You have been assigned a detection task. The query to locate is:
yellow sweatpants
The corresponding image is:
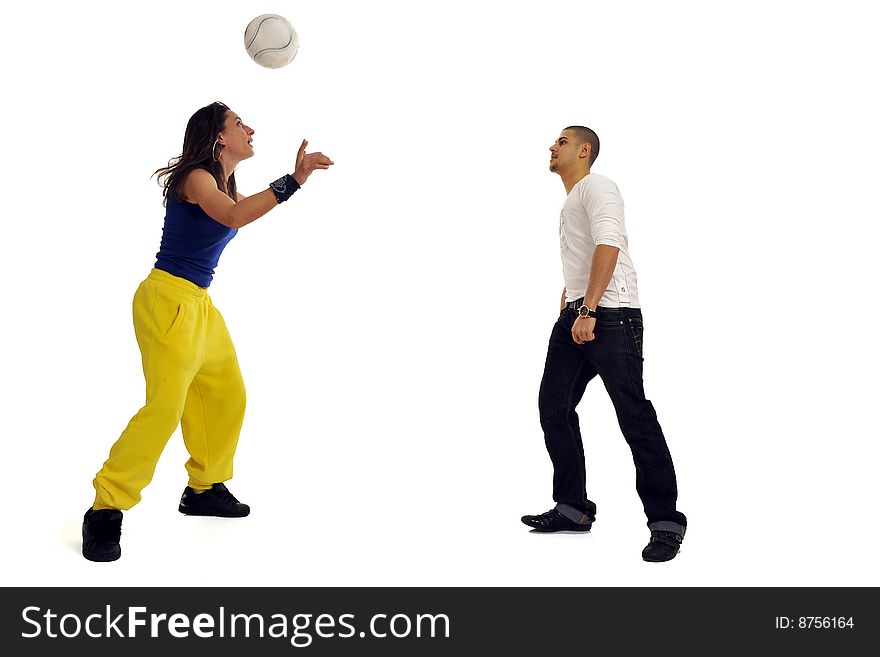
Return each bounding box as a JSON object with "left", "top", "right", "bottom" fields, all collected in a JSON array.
[{"left": 93, "top": 268, "right": 246, "bottom": 510}]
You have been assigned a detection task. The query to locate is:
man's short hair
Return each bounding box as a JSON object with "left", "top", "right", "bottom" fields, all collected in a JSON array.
[{"left": 564, "top": 126, "right": 600, "bottom": 165}]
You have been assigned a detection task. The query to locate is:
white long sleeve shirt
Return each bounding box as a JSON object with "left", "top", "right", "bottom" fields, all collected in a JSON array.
[{"left": 559, "top": 173, "right": 640, "bottom": 308}]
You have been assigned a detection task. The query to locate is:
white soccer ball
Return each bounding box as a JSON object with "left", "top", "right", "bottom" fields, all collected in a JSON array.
[{"left": 244, "top": 14, "right": 299, "bottom": 69}]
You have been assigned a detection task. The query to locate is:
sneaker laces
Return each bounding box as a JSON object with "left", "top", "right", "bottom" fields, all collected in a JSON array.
[
  {"left": 88, "top": 512, "right": 122, "bottom": 542},
  {"left": 649, "top": 530, "right": 682, "bottom": 547},
  {"left": 210, "top": 484, "right": 240, "bottom": 505},
  {"left": 534, "top": 509, "right": 560, "bottom": 523}
]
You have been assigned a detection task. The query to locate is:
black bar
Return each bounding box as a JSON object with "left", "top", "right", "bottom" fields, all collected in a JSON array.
[{"left": 2, "top": 587, "right": 874, "bottom": 655}]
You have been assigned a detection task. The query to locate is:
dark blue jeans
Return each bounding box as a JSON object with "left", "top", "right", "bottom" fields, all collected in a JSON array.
[{"left": 538, "top": 307, "right": 686, "bottom": 527}]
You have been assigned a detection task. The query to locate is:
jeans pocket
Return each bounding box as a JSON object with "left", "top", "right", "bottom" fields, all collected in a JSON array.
[
  {"left": 629, "top": 318, "right": 643, "bottom": 356},
  {"left": 596, "top": 318, "right": 624, "bottom": 331}
]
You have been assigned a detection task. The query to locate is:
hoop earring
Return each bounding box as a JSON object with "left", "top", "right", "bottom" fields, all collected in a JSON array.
[{"left": 212, "top": 139, "right": 222, "bottom": 162}]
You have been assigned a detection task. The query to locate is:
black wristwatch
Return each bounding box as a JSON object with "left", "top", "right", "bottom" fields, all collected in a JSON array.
[{"left": 577, "top": 304, "right": 598, "bottom": 318}]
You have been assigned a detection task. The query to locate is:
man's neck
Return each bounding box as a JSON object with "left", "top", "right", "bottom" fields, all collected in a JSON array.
[{"left": 561, "top": 168, "right": 591, "bottom": 195}]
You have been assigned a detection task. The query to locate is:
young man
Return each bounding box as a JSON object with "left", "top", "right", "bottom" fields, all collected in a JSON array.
[{"left": 521, "top": 126, "right": 687, "bottom": 562}]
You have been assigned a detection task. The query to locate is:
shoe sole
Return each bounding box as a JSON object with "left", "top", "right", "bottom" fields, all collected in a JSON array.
[
  {"left": 642, "top": 549, "right": 681, "bottom": 563},
  {"left": 178, "top": 506, "right": 250, "bottom": 518},
  {"left": 522, "top": 521, "right": 592, "bottom": 533},
  {"left": 82, "top": 546, "right": 121, "bottom": 562}
]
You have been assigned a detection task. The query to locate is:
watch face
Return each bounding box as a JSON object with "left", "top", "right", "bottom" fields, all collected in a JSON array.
[{"left": 578, "top": 306, "right": 588, "bottom": 316}]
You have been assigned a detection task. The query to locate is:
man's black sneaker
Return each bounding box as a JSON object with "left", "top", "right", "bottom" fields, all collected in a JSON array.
[
  {"left": 178, "top": 483, "right": 250, "bottom": 518},
  {"left": 82, "top": 508, "right": 123, "bottom": 562},
  {"left": 642, "top": 523, "right": 685, "bottom": 562},
  {"left": 521, "top": 507, "right": 593, "bottom": 532}
]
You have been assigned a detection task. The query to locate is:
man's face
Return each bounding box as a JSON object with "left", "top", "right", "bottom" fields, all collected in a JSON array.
[{"left": 549, "top": 129, "right": 586, "bottom": 174}]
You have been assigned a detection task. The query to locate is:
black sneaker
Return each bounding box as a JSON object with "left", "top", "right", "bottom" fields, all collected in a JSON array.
[
  {"left": 642, "top": 523, "right": 685, "bottom": 562},
  {"left": 521, "top": 507, "right": 593, "bottom": 532},
  {"left": 178, "top": 483, "right": 250, "bottom": 518},
  {"left": 82, "top": 508, "right": 123, "bottom": 562}
]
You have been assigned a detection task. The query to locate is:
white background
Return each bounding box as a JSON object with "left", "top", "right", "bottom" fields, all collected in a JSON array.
[{"left": 0, "top": 0, "right": 877, "bottom": 587}]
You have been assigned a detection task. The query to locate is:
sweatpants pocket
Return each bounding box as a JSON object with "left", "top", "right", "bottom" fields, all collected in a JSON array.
[{"left": 164, "top": 303, "right": 186, "bottom": 337}]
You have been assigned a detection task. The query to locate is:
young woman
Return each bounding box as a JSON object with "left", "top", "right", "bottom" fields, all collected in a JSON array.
[{"left": 82, "top": 101, "right": 333, "bottom": 562}]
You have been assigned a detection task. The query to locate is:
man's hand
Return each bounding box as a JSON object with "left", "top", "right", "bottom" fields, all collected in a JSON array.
[
  {"left": 293, "top": 139, "right": 334, "bottom": 186},
  {"left": 571, "top": 315, "right": 596, "bottom": 344}
]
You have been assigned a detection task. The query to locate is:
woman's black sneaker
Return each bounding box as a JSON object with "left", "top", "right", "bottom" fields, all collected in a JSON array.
[
  {"left": 178, "top": 483, "right": 250, "bottom": 518},
  {"left": 82, "top": 508, "right": 123, "bottom": 562}
]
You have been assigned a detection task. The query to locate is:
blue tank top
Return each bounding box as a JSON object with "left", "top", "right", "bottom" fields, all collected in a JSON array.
[{"left": 154, "top": 197, "right": 237, "bottom": 288}]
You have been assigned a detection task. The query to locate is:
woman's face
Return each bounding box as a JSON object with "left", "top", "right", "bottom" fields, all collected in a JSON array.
[{"left": 218, "top": 111, "right": 255, "bottom": 161}]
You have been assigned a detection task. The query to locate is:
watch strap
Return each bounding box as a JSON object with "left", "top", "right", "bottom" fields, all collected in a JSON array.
[{"left": 578, "top": 304, "right": 597, "bottom": 318}]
